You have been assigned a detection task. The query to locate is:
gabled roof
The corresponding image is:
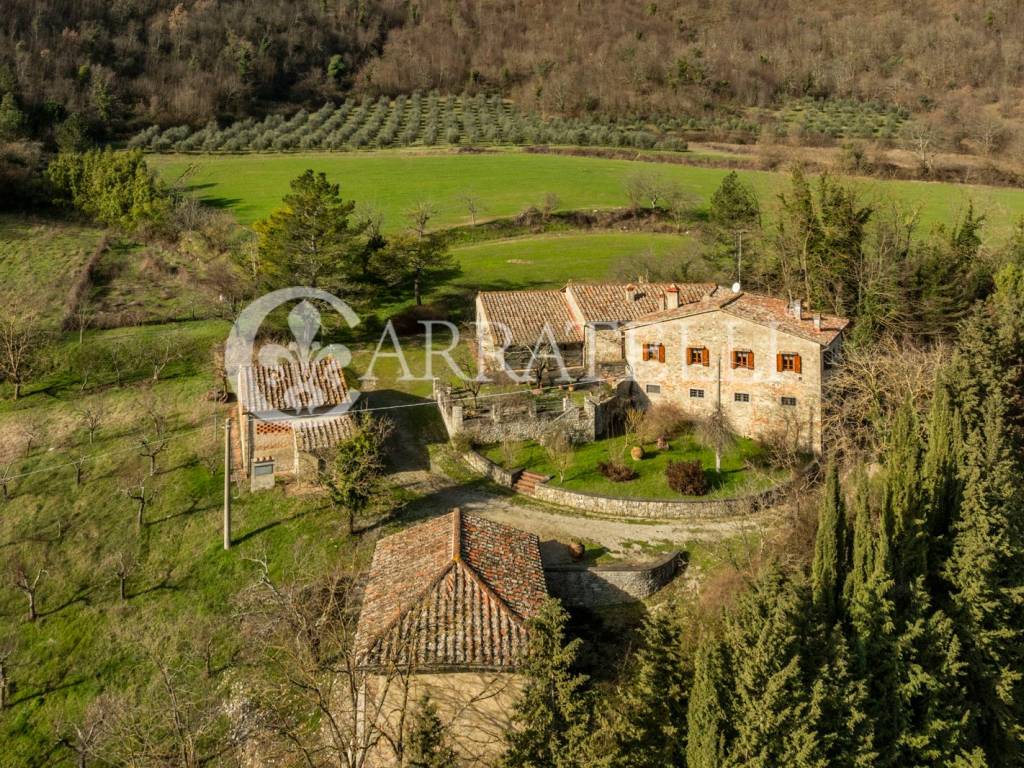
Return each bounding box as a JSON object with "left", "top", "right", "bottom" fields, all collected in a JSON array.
[
  {"left": 237, "top": 356, "right": 350, "bottom": 415},
  {"left": 355, "top": 509, "right": 548, "bottom": 671},
  {"left": 624, "top": 288, "right": 849, "bottom": 346},
  {"left": 566, "top": 282, "right": 715, "bottom": 323},
  {"left": 293, "top": 414, "right": 356, "bottom": 451},
  {"left": 477, "top": 290, "right": 582, "bottom": 346}
]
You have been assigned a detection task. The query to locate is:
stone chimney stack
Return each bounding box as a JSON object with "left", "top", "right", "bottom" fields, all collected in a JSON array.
[
  {"left": 813, "top": 313, "right": 822, "bottom": 331},
  {"left": 791, "top": 298, "right": 803, "bottom": 320},
  {"left": 625, "top": 283, "right": 638, "bottom": 302},
  {"left": 664, "top": 285, "right": 680, "bottom": 310}
]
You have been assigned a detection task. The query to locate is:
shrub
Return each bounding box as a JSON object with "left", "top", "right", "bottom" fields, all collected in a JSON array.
[
  {"left": 638, "top": 403, "right": 689, "bottom": 443},
  {"left": 598, "top": 460, "right": 638, "bottom": 483},
  {"left": 666, "top": 460, "right": 708, "bottom": 496}
]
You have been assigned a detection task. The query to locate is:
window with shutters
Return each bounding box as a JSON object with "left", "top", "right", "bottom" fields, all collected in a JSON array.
[
  {"left": 689, "top": 388, "right": 705, "bottom": 398},
  {"left": 777, "top": 352, "right": 802, "bottom": 373},
  {"left": 642, "top": 342, "right": 665, "bottom": 363},
  {"left": 687, "top": 346, "right": 709, "bottom": 366},
  {"left": 731, "top": 350, "right": 754, "bottom": 369},
  {"left": 781, "top": 396, "right": 797, "bottom": 407}
]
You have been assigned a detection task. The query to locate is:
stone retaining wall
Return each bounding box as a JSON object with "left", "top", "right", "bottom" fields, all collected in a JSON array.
[
  {"left": 544, "top": 551, "right": 682, "bottom": 607},
  {"left": 531, "top": 480, "right": 786, "bottom": 520},
  {"left": 460, "top": 451, "right": 517, "bottom": 488}
]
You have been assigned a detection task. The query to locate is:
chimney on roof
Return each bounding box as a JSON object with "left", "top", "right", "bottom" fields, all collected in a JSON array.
[
  {"left": 791, "top": 298, "right": 803, "bottom": 320},
  {"left": 625, "top": 283, "right": 639, "bottom": 302},
  {"left": 664, "top": 285, "right": 680, "bottom": 310},
  {"left": 813, "top": 313, "right": 822, "bottom": 331}
]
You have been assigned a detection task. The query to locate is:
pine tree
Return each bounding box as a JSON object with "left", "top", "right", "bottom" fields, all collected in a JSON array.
[
  {"left": 501, "top": 599, "right": 592, "bottom": 768},
  {"left": 591, "top": 610, "right": 690, "bottom": 768},
  {"left": 812, "top": 463, "right": 847, "bottom": 624},
  {"left": 405, "top": 695, "right": 458, "bottom": 768}
]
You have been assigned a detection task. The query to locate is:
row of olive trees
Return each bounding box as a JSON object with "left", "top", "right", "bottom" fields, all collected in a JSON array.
[{"left": 131, "top": 91, "right": 688, "bottom": 154}]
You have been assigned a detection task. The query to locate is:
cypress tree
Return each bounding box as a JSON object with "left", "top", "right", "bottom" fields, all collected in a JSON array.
[
  {"left": 591, "top": 610, "right": 690, "bottom": 768},
  {"left": 812, "top": 463, "right": 847, "bottom": 624},
  {"left": 687, "top": 630, "right": 732, "bottom": 768},
  {"left": 882, "top": 402, "right": 927, "bottom": 591},
  {"left": 501, "top": 599, "right": 592, "bottom": 768},
  {"left": 921, "top": 377, "right": 963, "bottom": 583},
  {"left": 406, "top": 695, "right": 458, "bottom": 768}
]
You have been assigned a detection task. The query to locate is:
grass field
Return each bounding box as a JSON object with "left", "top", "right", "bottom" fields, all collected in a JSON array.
[
  {"left": 152, "top": 148, "right": 1024, "bottom": 241},
  {"left": 0, "top": 216, "right": 105, "bottom": 322},
  {"left": 449, "top": 231, "right": 692, "bottom": 292}
]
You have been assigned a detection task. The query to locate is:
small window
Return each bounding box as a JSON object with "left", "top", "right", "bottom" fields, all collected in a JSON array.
[
  {"left": 731, "top": 350, "right": 754, "bottom": 370},
  {"left": 734, "top": 392, "right": 750, "bottom": 403},
  {"left": 690, "top": 388, "right": 705, "bottom": 399},
  {"left": 646, "top": 384, "right": 661, "bottom": 394},
  {"left": 777, "top": 352, "right": 802, "bottom": 374},
  {"left": 642, "top": 342, "right": 665, "bottom": 363},
  {"left": 687, "top": 346, "right": 709, "bottom": 366},
  {"left": 781, "top": 396, "right": 797, "bottom": 407}
]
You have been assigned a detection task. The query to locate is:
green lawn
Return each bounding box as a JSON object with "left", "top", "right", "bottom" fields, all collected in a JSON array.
[
  {"left": 151, "top": 148, "right": 1024, "bottom": 241},
  {"left": 481, "top": 432, "right": 780, "bottom": 500}
]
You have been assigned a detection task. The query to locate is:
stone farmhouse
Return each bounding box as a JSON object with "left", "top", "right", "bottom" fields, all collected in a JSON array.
[
  {"left": 236, "top": 355, "right": 357, "bottom": 488},
  {"left": 354, "top": 508, "right": 548, "bottom": 764},
  {"left": 476, "top": 283, "right": 849, "bottom": 453}
]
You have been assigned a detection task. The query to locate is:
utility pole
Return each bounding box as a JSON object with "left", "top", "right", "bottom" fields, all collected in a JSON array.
[{"left": 223, "top": 418, "right": 232, "bottom": 550}]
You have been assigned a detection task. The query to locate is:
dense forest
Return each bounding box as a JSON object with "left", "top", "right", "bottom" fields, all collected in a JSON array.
[{"left": 2, "top": 0, "right": 1024, "bottom": 149}]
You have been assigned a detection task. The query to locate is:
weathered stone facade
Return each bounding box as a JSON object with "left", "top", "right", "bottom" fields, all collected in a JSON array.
[
  {"left": 625, "top": 308, "right": 840, "bottom": 453},
  {"left": 544, "top": 552, "right": 682, "bottom": 607}
]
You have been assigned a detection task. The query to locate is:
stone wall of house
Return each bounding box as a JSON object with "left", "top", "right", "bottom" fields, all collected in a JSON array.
[
  {"left": 544, "top": 551, "right": 682, "bottom": 607},
  {"left": 532, "top": 480, "right": 787, "bottom": 520},
  {"left": 625, "top": 309, "right": 835, "bottom": 454}
]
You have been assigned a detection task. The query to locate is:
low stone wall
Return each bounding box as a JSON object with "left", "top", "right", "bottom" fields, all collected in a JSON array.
[
  {"left": 461, "top": 451, "right": 517, "bottom": 488},
  {"left": 544, "top": 551, "right": 682, "bottom": 607},
  {"left": 531, "top": 480, "right": 787, "bottom": 520}
]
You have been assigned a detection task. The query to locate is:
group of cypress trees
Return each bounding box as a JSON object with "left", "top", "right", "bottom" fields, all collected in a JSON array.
[{"left": 495, "top": 264, "right": 1024, "bottom": 767}]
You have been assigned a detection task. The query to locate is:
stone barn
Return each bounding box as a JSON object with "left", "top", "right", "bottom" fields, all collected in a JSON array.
[
  {"left": 354, "top": 508, "right": 548, "bottom": 765},
  {"left": 236, "top": 355, "right": 358, "bottom": 488}
]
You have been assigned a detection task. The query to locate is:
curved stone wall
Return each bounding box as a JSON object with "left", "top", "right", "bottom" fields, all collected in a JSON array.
[{"left": 544, "top": 551, "right": 683, "bottom": 607}]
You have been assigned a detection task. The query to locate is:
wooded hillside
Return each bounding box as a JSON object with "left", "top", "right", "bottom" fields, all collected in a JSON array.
[{"left": 2, "top": 0, "right": 1023, "bottom": 147}]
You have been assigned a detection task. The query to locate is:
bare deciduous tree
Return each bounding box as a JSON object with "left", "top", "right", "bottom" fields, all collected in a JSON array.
[
  {"left": 459, "top": 192, "right": 484, "bottom": 226},
  {"left": 0, "top": 636, "right": 14, "bottom": 709},
  {"left": 405, "top": 200, "right": 436, "bottom": 239},
  {"left": 234, "top": 555, "right": 418, "bottom": 768},
  {"left": 697, "top": 404, "right": 736, "bottom": 475},
  {"left": 108, "top": 548, "right": 138, "bottom": 602},
  {"left": 10, "top": 555, "right": 46, "bottom": 622},
  {"left": 76, "top": 401, "right": 107, "bottom": 445},
  {"left": 543, "top": 427, "right": 575, "bottom": 483},
  {"left": 124, "top": 478, "right": 157, "bottom": 529},
  {"left": 0, "top": 313, "right": 42, "bottom": 401}
]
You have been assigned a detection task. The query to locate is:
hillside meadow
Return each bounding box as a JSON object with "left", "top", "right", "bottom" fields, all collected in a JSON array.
[{"left": 151, "top": 149, "right": 1024, "bottom": 241}]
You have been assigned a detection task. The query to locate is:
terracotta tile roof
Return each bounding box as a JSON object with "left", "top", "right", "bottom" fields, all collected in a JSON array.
[
  {"left": 566, "top": 282, "right": 715, "bottom": 322},
  {"left": 623, "top": 287, "right": 849, "bottom": 345},
  {"left": 478, "top": 290, "right": 582, "bottom": 347},
  {"left": 355, "top": 509, "right": 548, "bottom": 671},
  {"left": 237, "top": 355, "right": 350, "bottom": 415},
  {"left": 293, "top": 414, "right": 357, "bottom": 451}
]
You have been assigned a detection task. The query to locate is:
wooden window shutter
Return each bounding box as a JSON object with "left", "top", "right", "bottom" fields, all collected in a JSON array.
[
  {"left": 794, "top": 353, "right": 802, "bottom": 374},
  {"left": 658, "top": 344, "right": 665, "bottom": 363},
  {"left": 748, "top": 351, "right": 755, "bottom": 369},
  {"left": 701, "top": 347, "right": 709, "bottom": 366},
  {"left": 642, "top": 345, "right": 650, "bottom": 361},
  {"left": 730, "top": 351, "right": 737, "bottom": 369},
  {"left": 776, "top": 352, "right": 783, "bottom": 372}
]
